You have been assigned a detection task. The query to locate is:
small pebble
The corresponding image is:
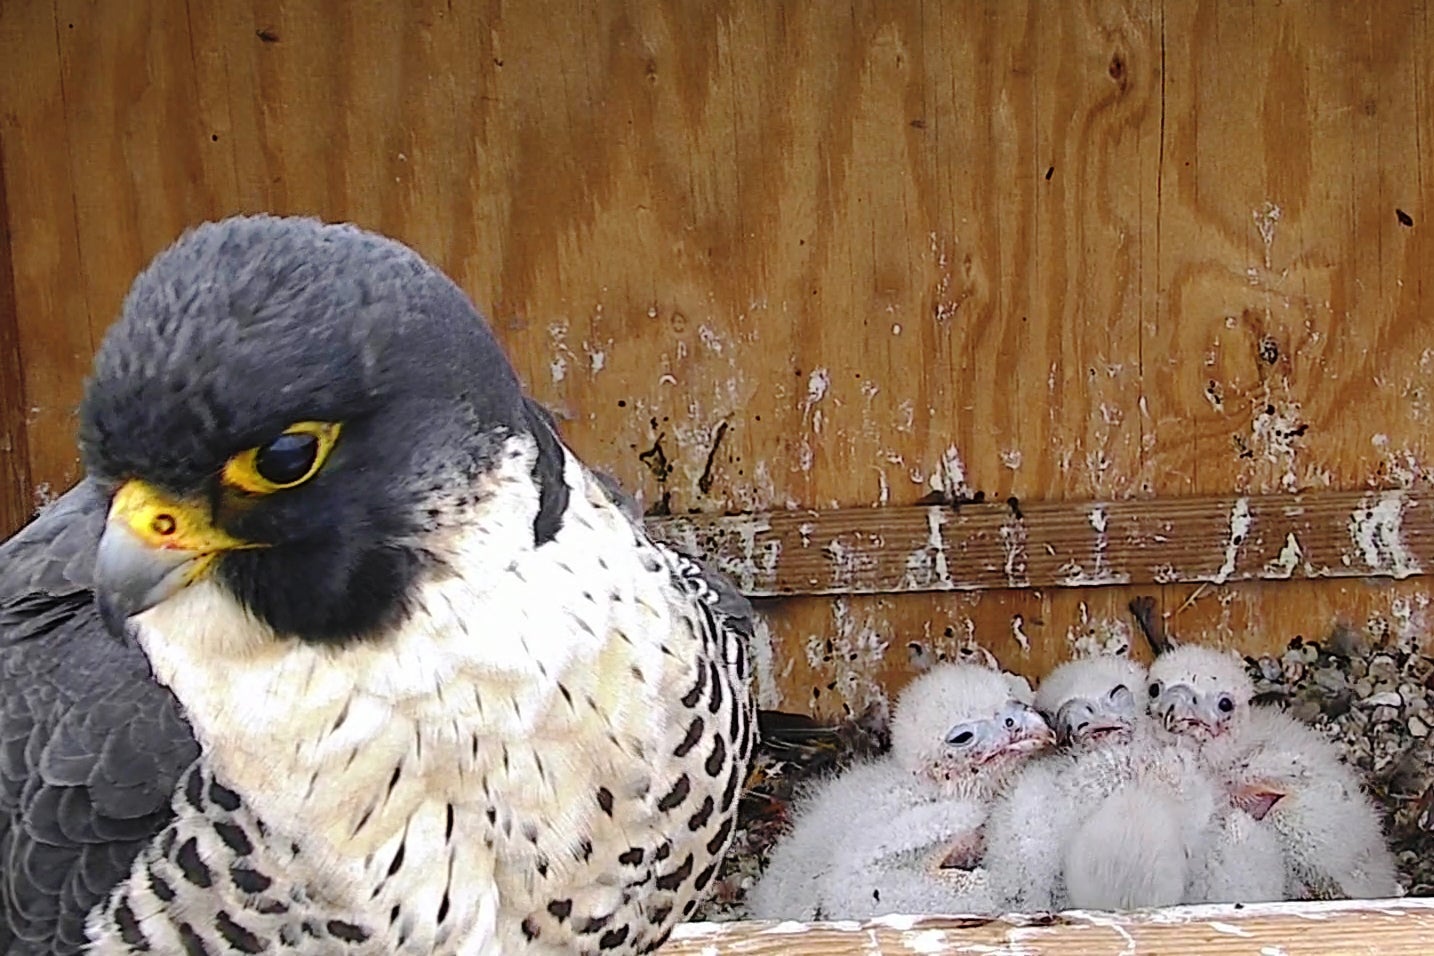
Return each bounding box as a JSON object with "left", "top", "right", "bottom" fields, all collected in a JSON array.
[
  {"left": 1314, "top": 668, "right": 1347, "bottom": 693},
  {"left": 1363, "top": 691, "right": 1405, "bottom": 709}
]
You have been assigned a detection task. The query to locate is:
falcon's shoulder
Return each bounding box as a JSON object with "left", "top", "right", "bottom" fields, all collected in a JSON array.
[{"left": 0, "top": 480, "right": 200, "bottom": 954}]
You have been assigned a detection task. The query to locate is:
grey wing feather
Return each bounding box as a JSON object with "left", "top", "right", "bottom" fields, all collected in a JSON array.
[
  {"left": 666, "top": 550, "right": 756, "bottom": 642},
  {"left": 664, "top": 550, "right": 757, "bottom": 711},
  {"left": 590, "top": 468, "right": 644, "bottom": 522},
  {"left": 0, "top": 480, "right": 199, "bottom": 954}
]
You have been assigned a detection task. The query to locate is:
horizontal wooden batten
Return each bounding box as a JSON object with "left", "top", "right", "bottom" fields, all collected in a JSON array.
[
  {"left": 660, "top": 898, "right": 1434, "bottom": 955},
  {"left": 644, "top": 489, "right": 1434, "bottom": 597}
]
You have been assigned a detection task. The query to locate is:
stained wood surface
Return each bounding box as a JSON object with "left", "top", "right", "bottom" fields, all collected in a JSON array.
[
  {"left": 2, "top": 1, "right": 1433, "bottom": 713},
  {"left": 0, "top": 142, "right": 26, "bottom": 536},
  {"left": 660, "top": 898, "right": 1434, "bottom": 955},
  {"left": 648, "top": 489, "right": 1434, "bottom": 596}
]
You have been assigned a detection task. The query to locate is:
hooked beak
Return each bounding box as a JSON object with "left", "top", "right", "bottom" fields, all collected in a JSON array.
[
  {"left": 1055, "top": 697, "right": 1134, "bottom": 746},
  {"left": 977, "top": 703, "right": 1055, "bottom": 765},
  {"left": 1155, "top": 684, "right": 1228, "bottom": 739},
  {"left": 93, "top": 480, "right": 261, "bottom": 637}
]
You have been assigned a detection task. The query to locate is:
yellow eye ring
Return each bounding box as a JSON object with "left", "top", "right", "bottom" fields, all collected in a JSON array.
[{"left": 222, "top": 421, "right": 342, "bottom": 495}]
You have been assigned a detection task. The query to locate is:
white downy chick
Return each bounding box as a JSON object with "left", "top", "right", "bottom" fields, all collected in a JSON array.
[
  {"left": 1149, "top": 644, "right": 1399, "bottom": 901},
  {"left": 986, "top": 655, "right": 1229, "bottom": 911},
  {"left": 746, "top": 663, "right": 1054, "bottom": 921}
]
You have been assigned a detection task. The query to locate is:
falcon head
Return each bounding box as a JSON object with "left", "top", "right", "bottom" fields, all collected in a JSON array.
[
  {"left": 1035, "top": 655, "right": 1147, "bottom": 748},
  {"left": 80, "top": 215, "right": 557, "bottom": 647},
  {"left": 1146, "top": 644, "right": 1254, "bottom": 742},
  {"left": 890, "top": 663, "right": 1055, "bottom": 795}
]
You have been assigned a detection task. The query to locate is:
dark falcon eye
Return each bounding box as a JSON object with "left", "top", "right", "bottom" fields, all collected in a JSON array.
[
  {"left": 1217, "top": 695, "right": 1235, "bottom": 713},
  {"left": 255, "top": 432, "right": 320, "bottom": 486},
  {"left": 950, "top": 731, "right": 974, "bottom": 746},
  {"left": 1148, "top": 682, "right": 1161, "bottom": 699}
]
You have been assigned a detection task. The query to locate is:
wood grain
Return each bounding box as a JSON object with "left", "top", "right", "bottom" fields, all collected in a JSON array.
[
  {"left": 1148, "top": 0, "right": 1434, "bottom": 498},
  {"left": 2, "top": 1, "right": 1433, "bottom": 713},
  {"left": 660, "top": 898, "right": 1434, "bottom": 955},
  {"left": 648, "top": 488, "right": 1434, "bottom": 597},
  {"left": 0, "top": 133, "right": 29, "bottom": 533},
  {"left": 0, "top": 0, "right": 94, "bottom": 503}
]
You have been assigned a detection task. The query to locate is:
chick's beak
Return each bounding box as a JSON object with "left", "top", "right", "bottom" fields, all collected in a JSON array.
[
  {"left": 1155, "top": 684, "right": 1227, "bottom": 738},
  {"left": 93, "top": 480, "right": 259, "bottom": 637},
  {"left": 1056, "top": 697, "right": 1133, "bottom": 746},
  {"left": 993, "top": 703, "right": 1056, "bottom": 760}
]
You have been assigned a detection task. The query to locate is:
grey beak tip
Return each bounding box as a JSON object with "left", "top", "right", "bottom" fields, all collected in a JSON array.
[
  {"left": 95, "top": 590, "right": 132, "bottom": 640},
  {"left": 92, "top": 521, "right": 200, "bottom": 637}
]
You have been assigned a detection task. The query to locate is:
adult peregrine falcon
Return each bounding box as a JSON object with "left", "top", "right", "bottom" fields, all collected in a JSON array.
[{"left": 0, "top": 216, "right": 756, "bottom": 954}]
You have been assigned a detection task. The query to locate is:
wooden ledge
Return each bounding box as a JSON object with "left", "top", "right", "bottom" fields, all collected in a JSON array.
[
  {"left": 660, "top": 897, "right": 1434, "bottom": 954},
  {"left": 645, "top": 489, "right": 1434, "bottom": 597}
]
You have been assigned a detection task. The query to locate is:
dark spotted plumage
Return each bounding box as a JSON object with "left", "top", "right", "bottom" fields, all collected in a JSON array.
[
  {"left": 0, "top": 216, "right": 757, "bottom": 955},
  {"left": 500, "top": 495, "right": 757, "bottom": 956}
]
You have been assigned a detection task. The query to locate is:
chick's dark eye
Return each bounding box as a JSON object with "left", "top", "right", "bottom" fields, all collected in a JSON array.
[
  {"left": 1148, "top": 682, "right": 1161, "bottom": 699},
  {"left": 255, "top": 432, "right": 320, "bottom": 486},
  {"left": 1218, "top": 696, "right": 1235, "bottom": 713},
  {"left": 950, "top": 731, "right": 974, "bottom": 746}
]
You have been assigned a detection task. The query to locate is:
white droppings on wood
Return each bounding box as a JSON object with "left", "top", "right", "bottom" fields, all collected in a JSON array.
[
  {"left": 1369, "top": 436, "right": 1429, "bottom": 489},
  {"left": 813, "top": 597, "right": 893, "bottom": 712},
  {"left": 1246, "top": 395, "right": 1307, "bottom": 493},
  {"left": 1213, "top": 497, "right": 1252, "bottom": 584},
  {"left": 1263, "top": 531, "right": 1303, "bottom": 578},
  {"left": 1061, "top": 911, "right": 1137, "bottom": 956},
  {"left": 1011, "top": 614, "right": 1030, "bottom": 653},
  {"left": 670, "top": 897, "right": 1434, "bottom": 952},
  {"left": 1088, "top": 506, "right": 1107, "bottom": 534},
  {"left": 1067, "top": 602, "right": 1133, "bottom": 657},
  {"left": 1253, "top": 201, "right": 1282, "bottom": 269},
  {"left": 547, "top": 321, "right": 572, "bottom": 382},
  {"left": 1348, "top": 491, "right": 1422, "bottom": 578},
  {"left": 761, "top": 920, "right": 812, "bottom": 935},
  {"left": 824, "top": 535, "right": 880, "bottom": 589},
  {"left": 734, "top": 459, "right": 782, "bottom": 514},
  {"left": 1207, "top": 920, "right": 1253, "bottom": 937},
  {"left": 900, "top": 929, "right": 955, "bottom": 954},
  {"left": 582, "top": 339, "right": 608, "bottom": 373},
  {"left": 802, "top": 367, "right": 831, "bottom": 431},
  {"left": 1087, "top": 506, "right": 1113, "bottom": 581},
  {"left": 31, "top": 482, "right": 56, "bottom": 514},
  {"left": 999, "top": 519, "right": 1029, "bottom": 588},
  {"left": 931, "top": 445, "right": 971, "bottom": 500},
  {"left": 697, "top": 324, "right": 724, "bottom": 354},
  {"left": 899, "top": 513, "right": 951, "bottom": 589},
  {"left": 896, "top": 399, "right": 916, "bottom": 433},
  {"left": 748, "top": 613, "right": 780, "bottom": 710},
  {"left": 1386, "top": 593, "right": 1432, "bottom": 650},
  {"left": 663, "top": 514, "right": 779, "bottom": 594},
  {"left": 1000, "top": 448, "right": 1023, "bottom": 470},
  {"left": 1054, "top": 560, "right": 1130, "bottom": 588},
  {"left": 797, "top": 439, "right": 814, "bottom": 473}
]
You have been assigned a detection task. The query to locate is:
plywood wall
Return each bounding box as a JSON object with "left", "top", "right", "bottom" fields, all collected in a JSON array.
[{"left": 2, "top": 0, "right": 1432, "bottom": 717}]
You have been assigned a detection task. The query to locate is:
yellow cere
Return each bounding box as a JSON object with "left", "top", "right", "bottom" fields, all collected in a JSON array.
[
  {"left": 109, "top": 480, "right": 259, "bottom": 553},
  {"left": 222, "top": 421, "right": 342, "bottom": 495}
]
